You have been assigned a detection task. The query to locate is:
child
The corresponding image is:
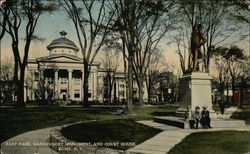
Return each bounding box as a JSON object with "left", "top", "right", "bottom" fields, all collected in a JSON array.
[
  {"left": 187, "top": 106, "right": 195, "bottom": 129},
  {"left": 193, "top": 106, "right": 201, "bottom": 129}
]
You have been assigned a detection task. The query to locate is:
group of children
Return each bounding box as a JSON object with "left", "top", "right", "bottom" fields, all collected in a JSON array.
[{"left": 185, "top": 105, "right": 211, "bottom": 129}]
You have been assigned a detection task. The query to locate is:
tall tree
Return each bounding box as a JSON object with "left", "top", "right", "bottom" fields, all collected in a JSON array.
[
  {"left": 173, "top": 29, "right": 192, "bottom": 73},
  {"left": 175, "top": 0, "right": 249, "bottom": 73},
  {"left": 2, "top": 0, "right": 56, "bottom": 107},
  {"left": 60, "top": 0, "right": 115, "bottom": 106},
  {"left": 112, "top": 0, "right": 175, "bottom": 112},
  {"left": 226, "top": 46, "right": 246, "bottom": 104},
  {"left": 146, "top": 49, "right": 169, "bottom": 102},
  {"left": 0, "top": 58, "right": 15, "bottom": 103},
  {"left": 213, "top": 45, "right": 247, "bottom": 104},
  {"left": 0, "top": 0, "right": 10, "bottom": 40},
  {"left": 132, "top": 1, "right": 174, "bottom": 105},
  {"left": 100, "top": 47, "right": 120, "bottom": 103}
]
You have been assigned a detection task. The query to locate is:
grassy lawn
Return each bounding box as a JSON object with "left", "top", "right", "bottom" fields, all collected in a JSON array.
[
  {"left": 133, "top": 105, "right": 177, "bottom": 121},
  {"left": 168, "top": 131, "right": 250, "bottom": 154},
  {"left": 230, "top": 105, "right": 250, "bottom": 125},
  {"left": 61, "top": 119, "right": 162, "bottom": 150},
  {"left": 0, "top": 107, "right": 116, "bottom": 143},
  {"left": 0, "top": 105, "right": 176, "bottom": 143}
]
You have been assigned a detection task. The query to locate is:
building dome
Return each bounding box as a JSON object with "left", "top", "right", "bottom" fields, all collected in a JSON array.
[{"left": 47, "top": 31, "right": 79, "bottom": 52}]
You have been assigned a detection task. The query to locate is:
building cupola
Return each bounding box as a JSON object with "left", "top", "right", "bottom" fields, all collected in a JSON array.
[{"left": 47, "top": 31, "right": 79, "bottom": 56}]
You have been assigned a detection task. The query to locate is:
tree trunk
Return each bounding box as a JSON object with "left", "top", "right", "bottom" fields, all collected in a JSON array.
[
  {"left": 239, "top": 77, "right": 243, "bottom": 107},
  {"left": 16, "top": 64, "right": 26, "bottom": 107},
  {"left": 231, "top": 77, "right": 236, "bottom": 105},
  {"left": 127, "top": 54, "right": 133, "bottom": 115},
  {"left": 138, "top": 74, "right": 143, "bottom": 105},
  {"left": 108, "top": 74, "right": 112, "bottom": 103},
  {"left": 83, "top": 62, "right": 90, "bottom": 107},
  {"left": 147, "top": 83, "right": 152, "bottom": 103},
  {"left": 226, "top": 84, "right": 230, "bottom": 105}
]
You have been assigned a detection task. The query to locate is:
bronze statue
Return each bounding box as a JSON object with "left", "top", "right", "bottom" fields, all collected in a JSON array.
[{"left": 191, "top": 24, "right": 206, "bottom": 71}]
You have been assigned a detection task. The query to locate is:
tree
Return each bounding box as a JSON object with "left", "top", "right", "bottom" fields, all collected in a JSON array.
[
  {"left": 226, "top": 46, "right": 246, "bottom": 104},
  {"left": 158, "top": 71, "right": 178, "bottom": 102},
  {"left": 26, "top": 62, "right": 59, "bottom": 103},
  {"left": 100, "top": 47, "right": 120, "bottom": 103},
  {"left": 0, "top": 58, "right": 15, "bottom": 103},
  {"left": 212, "top": 45, "right": 247, "bottom": 104},
  {"left": 238, "top": 59, "right": 250, "bottom": 107},
  {"left": 1, "top": 0, "right": 56, "bottom": 107},
  {"left": 111, "top": 0, "right": 175, "bottom": 113},
  {"left": 60, "top": 0, "right": 115, "bottom": 106},
  {"left": 146, "top": 49, "right": 165, "bottom": 102},
  {"left": 132, "top": 1, "right": 175, "bottom": 105},
  {"left": 175, "top": 0, "right": 249, "bottom": 73},
  {"left": 173, "top": 29, "right": 192, "bottom": 73},
  {"left": 212, "top": 46, "right": 231, "bottom": 103},
  {"left": 0, "top": 0, "right": 10, "bottom": 40}
]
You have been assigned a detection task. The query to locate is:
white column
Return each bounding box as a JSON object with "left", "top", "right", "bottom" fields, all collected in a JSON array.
[
  {"left": 81, "top": 71, "right": 84, "bottom": 101},
  {"left": 68, "top": 69, "right": 73, "bottom": 100},
  {"left": 93, "top": 72, "right": 97, "bottom": 101},
  {"left": 54, "top": 70, "right": 58, "bottom": 99}
]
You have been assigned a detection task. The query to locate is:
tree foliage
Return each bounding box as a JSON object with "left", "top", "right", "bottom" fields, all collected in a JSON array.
[{"left": 0, "top": 0, "right": 57, "bottom": 107}]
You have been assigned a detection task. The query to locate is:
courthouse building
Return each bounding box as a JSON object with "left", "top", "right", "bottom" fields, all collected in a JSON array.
[{"left": 25, "top": 31, "right": 147, "bottom": 103}]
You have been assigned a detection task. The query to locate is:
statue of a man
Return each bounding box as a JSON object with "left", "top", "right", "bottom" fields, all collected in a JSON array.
[{"left": 191, "top": 24, "right": 206, "bottom": 71}]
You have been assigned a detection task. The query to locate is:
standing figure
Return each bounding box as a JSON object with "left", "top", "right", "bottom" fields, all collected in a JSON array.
[
  {"left": 191, "top": 24, "right": 206, "bottom": 71},
  {"left": 193, "top": 106, "right": 201, "bottom": 129},
  {"left": 218, "top": 98, "right": 225, "bottom": 115},
  {"left": 186, "top": 106, "right": 195, "bottom": 129},
  {"left": 200, "top": 105, "right": 211, "bottom": 128}
]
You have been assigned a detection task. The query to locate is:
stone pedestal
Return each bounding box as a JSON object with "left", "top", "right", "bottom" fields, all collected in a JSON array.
[{"left": 176, "top": 72, "right": 215, "bottom": 117}]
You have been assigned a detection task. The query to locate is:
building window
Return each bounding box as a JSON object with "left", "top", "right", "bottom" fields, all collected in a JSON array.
[
  {"left": 61, "top": 78, "right": 67, "bottom": 84},
  {"left": 74, "top": 89, "right": 80, "bottom": 98},
  {"left": 34, "top": 72, "right": 39, "bottom": 81},
  {"left": 61, "top": 89, "right": 67, "bottom": 93},
  {"left": 120, "top": 84, "right": 124, "bottom": 88},
  {"left": 74, "top": 78, "right": 81, "bottom": 85},
  {"left": 88, "top": 92, "right": 91, "bottom": 98},
  {"left": 47, "top": 77, "right": 53, "bottom": 84},
  {"left": 119, "top": 91, "right": 124, "bottom": 97},
  {"left": 88, "top": 90, "right": 91, "bottom": 98}
]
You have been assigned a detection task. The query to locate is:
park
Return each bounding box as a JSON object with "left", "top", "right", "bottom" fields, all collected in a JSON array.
[{"left": 0, "top": 0, "right": 250, "bottom": 154}]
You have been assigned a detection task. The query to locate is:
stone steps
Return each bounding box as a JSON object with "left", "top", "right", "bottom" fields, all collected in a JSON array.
[
  {"left": 153, "top": 116, "right": 246, "bottom": 129},
  {"left": 137, "top": 120, "right": 181, "bottom": 130},
  {"left": 153, "top": 116, "right": 188, "bottom": 128}
]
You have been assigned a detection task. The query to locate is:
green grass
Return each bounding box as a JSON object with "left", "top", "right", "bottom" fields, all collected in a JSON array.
[
  {"left": 0, "top": 107, "right": 117, "bottom": 143},
  {"left": 0, "top": 105, "right": 176, "bottom": 143},
  {"left": 168, "top": 131, "right": 250, "bottom": 154},
  {"left": 230, "top": 105, "right": 250, "bottom": 124},
  {"left": 60, "top": 119, "right": 162, "bottom": 150},
  {"left": 133, "top": 105, "right": 177, "bottom": 121}
]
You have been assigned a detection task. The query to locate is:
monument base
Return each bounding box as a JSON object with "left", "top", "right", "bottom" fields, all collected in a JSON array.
[{"left": 176, "top": 72, "right": 216, "bottom": 118}]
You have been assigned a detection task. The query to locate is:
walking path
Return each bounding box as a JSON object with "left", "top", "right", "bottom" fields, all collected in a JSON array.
[
  {"left": 216, "top": 106, "right": 238, "bottom": 119},
  {"left": 126, "top": 107, "right": 249, "bottom": 154},
  {"left": 1, "top": 127, "right": 57, "bottom": 154},
  {"left": 1, "top": 107, "right": 249, "bottom": 154}
]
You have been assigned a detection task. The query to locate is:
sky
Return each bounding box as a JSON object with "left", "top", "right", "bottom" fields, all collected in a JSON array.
[{"left": 1, "top": 5, "right": 249, "bottom": 77}]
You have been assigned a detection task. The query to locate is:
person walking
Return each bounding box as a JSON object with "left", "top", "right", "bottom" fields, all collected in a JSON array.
[{"left": 218, "top": 98, "right": 225, "bottom": 115}]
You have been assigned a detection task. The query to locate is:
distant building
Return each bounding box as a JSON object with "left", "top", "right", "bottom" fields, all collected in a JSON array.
[
  {"left": 233, "top": 85, "right": 250, "bottom": 104},
  {"left": 24, "top": 31, "right": 147, "bottom": 103}
]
